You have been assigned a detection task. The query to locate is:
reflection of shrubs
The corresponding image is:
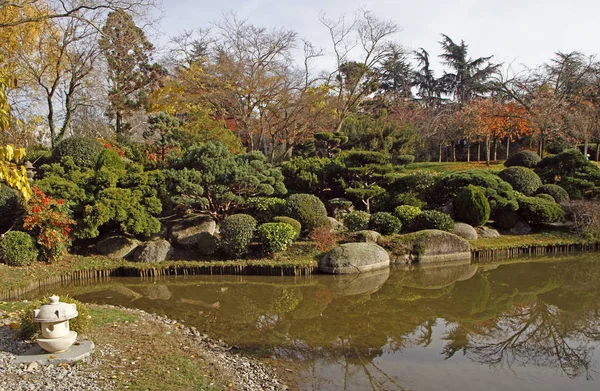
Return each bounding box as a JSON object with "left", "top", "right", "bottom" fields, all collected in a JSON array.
[
  {"left": 517, "top": 196, "right": 564, "bottom": 225},
  {"left": 504, "top": 150, "right": 541, "bottom": 168},
  {"left": 369, "top": 212, "right": 401, "bottom": 235},
  {"left": 564, "top": 200, "right": 600, "bottom": 239},
  {"left": 498, "top": 166, "right": 542, "bottom": 196},
  {"left": 257, "top": 222, "right": 297, "bottom": 253},
  {"left": 219, "top": 214, "right": 257, "bottom": 258},
  {"left": 19, "top": 296, "right": 89, "bottom": 340},
  {"left": 536, "top": 184, "right": 570, "bottom": 204},
  {"left": 394, "top": 205, "right": 421, "bottom": 231},
  {"left": 0, "top": 231, "right": 38, "bottom": 266},
  {"left": 413, "top": 210, "right": 454, "bottom": 232},
  {"left": 343, "top": 211, "right": 370, "bottom": 231},
  {"left": 284, "top": 194, "right": 328, "bottom": 234},
  {"left": 51, "top": 136, "right": 104, "bottom": 169},
  {"left": 454, "top": 185, "right": 490, "bottom": 227},
  {"left": 273, "top": 216, "right": 301, "bottom": 239}
]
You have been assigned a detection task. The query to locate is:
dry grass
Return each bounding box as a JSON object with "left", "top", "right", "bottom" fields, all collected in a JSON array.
[{"left": 470, "top": 231, "right": 590, "bottom": 251}]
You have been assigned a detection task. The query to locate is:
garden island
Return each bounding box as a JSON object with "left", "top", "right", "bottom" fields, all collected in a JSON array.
[{"left": 1, "top": 1, "right": 600, "bottom": 390}]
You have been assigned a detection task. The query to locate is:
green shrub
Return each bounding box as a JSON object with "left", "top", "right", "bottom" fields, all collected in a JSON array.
[
  {"left": 95, "top": 148, "right": 126, "bottom": 171},
  {"left": 536, "top": 184, "right": 570, "bottom": 204},
  {"left": 392, "top": 192, "right": 424, "bottom": 208},
  {"left": 536, "top": 193, "right": 555, "bottom": 202},
  {"left": 257, "top": 222, "right": 297, "bottom": 253},
  {"left": 52, "top": 136, "right": 104, "bottom": 169},
  {"left": 517, "top": 196, "right": 565, "bottom": 225},
  {"left": 0, "top": 185, "right": 23, "bottom": 234},
  {"left": 498, "top": 166, "right": 542, "bottom": 196},
  {"left": 284, "top": 193, "right": 328, "bottom": 234},
  {"left": 413, "top": 210, "right": 454, "bottom": 232},
  {"left": 19, "top": 296, "right": 90, "bottom": 340},
  {"left": 494, "top": 210, "right": 520, "bottom": 230},
  {"left": 454, "top": 185, "right": 490, "bottom": 227},
  {"left": 504, "top": 150, "right": 541, "bottom": 168},
  {"left": 535, "top": 150, "right": 600, "bottom": 199},
  {"left": 394, "top": 205, "right": 421, "bottom": 231},
  {"left": 369, "top": 212, "right": 402, "bottom": 235},
  {"left": 0, "top": 231, "right": 38, "bottom": 266},
  {"left": 273, "top": 216, "right": 301, "bottom": 239},
  {"left": 343, "top": 211, "right": 371, "bottom": 231},
  {"left": 394, "top": 154, "right": 415, "bottom": 166},
  {"left": 245, "top": 197, "right": 286, "bottom": 223},
  {"left": 219, "top": 214, "right": 257, "bottom": 258}
]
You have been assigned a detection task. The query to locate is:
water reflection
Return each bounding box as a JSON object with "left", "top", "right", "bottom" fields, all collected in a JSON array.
[{"left": 34, "top": 255, "right": 600, "bottom": 390}]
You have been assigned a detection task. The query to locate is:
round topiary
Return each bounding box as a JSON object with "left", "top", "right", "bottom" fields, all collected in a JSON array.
[
  {"left": 245, "top": 197, "right": 286, "bottom": 223},
  {"left": 257, "top": 222, "right": 297, "bottom": 253},
  {"left": 284, "top": 194, "right": 328, "bottom": 234},
  {"left": 454, "top": 185, "right": 491, "bottom": 227},
  {"left": 413, "top": 210, "right": 454, "bottom": 232},
  {"left": 494, "top": 210, "right": 519, "bottom": 230},
  {"left": 343, "top": 211, "right": 371, "bottom": 231},
  {"left": 394, "top": 205, "right": 421, "bottom": 232},
  {"left": 368, "top": 212, "right": 402, "bottom": 235},
  {"left": 219, "top": 214, "right": 257, "bottom": 258},
  {"left": 0, "top": 231, "right": 38, "bottom": 266},
  {"left": 96, "top": 148, "right": 126, "bottom": 171},
  {"left": 18, "top": 295, "right": 90, "bottom": 340},
  {"left": 517, "top": 196, "right": 565, "bottom": 225},
  {"left": 52, "top": 136, "right": 104, "bottom": 169},
  {"left": 0, "top": 185, "right": 23, "bottom": 234},
  {"left": 536, "top": 184, "right": 570, "bottom": 204},
  {"left": 273, "top": 216, "right": 301, "bottom": 239},
  {"left": 504, "top": 150, "right": 541, "bottom": 168},
  {"left": 498, "top": 166, "right": 542, "bottom": 196}
]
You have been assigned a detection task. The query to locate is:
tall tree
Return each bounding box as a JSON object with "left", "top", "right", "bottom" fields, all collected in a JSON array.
[{"left": 413, "top": 48, "right": 443, "bottom": 108}]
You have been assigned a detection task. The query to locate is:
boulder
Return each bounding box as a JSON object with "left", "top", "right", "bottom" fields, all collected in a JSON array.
[
  {"left": 509, "top": 221, "right": 532, "bottom": 235},
  {"left": 320, "top": 242, "right": 390, "bottom": 274},
  {"left": 327, "top": 217, "right": 345, "bottom": 233},
  {"left": 96, "top": 235, "right": 140, "bottom": 259},
  {"left": 453, "top": 222, "right": 478, "bottom": 240},
  {"left": 197, "top": 232, "right": 218, "bottom": 256},
  {"left": 170, "top": 214, "right": 217, "bottom": 248},
  {"left": 386, "top": 230, "right": 471, "bottom": 264},
  {"left": 476, "top": 226, "right": 501, "bottom": 238},
  {"left": 328, "top": 198, "right": 354, "bottom": 220},
  {"left": 351, "top": 230, "right": 382, "bottom": 244},
  {"left": 133, "top": 239, "right": 171, "bottom": 263}
]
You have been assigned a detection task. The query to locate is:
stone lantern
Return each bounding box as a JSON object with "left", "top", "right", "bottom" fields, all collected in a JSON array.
[
  {"left": 24, "top": 161, "right": 36, "bottom": 181},
  {"left": 33, "top": 295, "right": 78, "bottom": 353}
]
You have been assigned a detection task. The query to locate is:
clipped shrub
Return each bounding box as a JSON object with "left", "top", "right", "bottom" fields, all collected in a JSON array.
[
  {"left": 0, "top": 185, "right": 23, "bottom": 234},
  {"left": 343, "top": 210, "right": 371, "bottom": 231},
  {"left": 19, "top": 296, "right": 90, "bottom": 340},
  {"left": 284, "top": 193, "right": 328, "bottom": 234},
  {"left": 498, "top": 166, "right": 542, "bottom": 196},
  {"left": 494, "top": 210, "right": 520, "bottom": 230},
  {"left": 257, "top": 222, "right": 297, "bottom": 253},
  {"left": 504, "top": 150, "right": 541, "bottom": 168},
  {"left": 369, "top": 212, "right": 402, "bottom": 235},
  {"left": 517, "top": 196, "right": 565, "bottom": 225},
  {"left": 0, "top": 231, "right": 38, "bottom": 266},
  {"left": 51, "top": 136, "right": 104, "bottom": 169},
  {"left": 245, "top": 197, "right": 286, "bottom": 223},
  {"left": 413, "top": 210, "right": 454, "bottom": 232},
  {"left": 394, "top": 205, "right": 421, "bottom": 231},
  {"left": 535, "top": 149, "right": 600, "bottom": 199},
  {"left": 394, "top": 154, "right": 415, "bottom": 166},
  {"left": 95, "top": 148, "right": 126, "bottom": 171},
  {"left": 454, "top": 185, "right": 490, "bottom": 227},
  {"left": 219, "top": 214, "right": 257, "bottom": 258},
  {"left": 273, "top": 216, "right": 301, "bottom": 239},
  {"left": 536, "top": 184, "right": 570, "bottom": 204},
  {"left": 536, "top": 193, "right": 555, "bottom": 202},
  {"left": 392, "top": 192, "right": 424, "bottom": 208}
]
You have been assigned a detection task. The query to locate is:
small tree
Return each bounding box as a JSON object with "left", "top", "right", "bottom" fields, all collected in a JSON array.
[{"left": 342, "top": 150, "right": 393, "bottom": 213}]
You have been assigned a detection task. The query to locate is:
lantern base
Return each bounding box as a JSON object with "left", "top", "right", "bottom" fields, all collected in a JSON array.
[{"left": 36, "top": 331, "right": 77, "bottom": 353}]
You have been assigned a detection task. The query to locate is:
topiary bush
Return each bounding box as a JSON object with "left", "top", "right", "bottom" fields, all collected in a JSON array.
[
  {"left": 394, "top": 205, "right": 421, "bottom": 232},
  {"left": 536, "top": 193, "right": 555, "bottom": 202},
  {"left": 454, "top": 185, "right": 490, "bottom": 227},
  {"left": 257, "top": 222, "right": 297, "bottom": 253},
  {"left": 245, "top": 197, "right": 286, "bottom": 223},
  {"left": 394, "top": 154, "right": 415, "bottom": 166},
  {"left": 369, "top": 212, "right": 402, "bottom": 235},
  {"left": 535, "top": 149, "right": 600, "bottom": 199},
  {"left": 516, "top": 196, "right": 565, "bottom": 225},
  {"left": 0, "top": 231, "right": 38, "bottom": 266},
  {"left": 51, "top": 136, "right": 104, "bottom": 169},
  {"left": 18, "top": 296, "right": 90, "bottom": 340},
  {"left": 273, "top": 216, "right": 301, "bottom": 239},
  {"left": 95, "top": 148, "right": 126, "bottom": 171},
  {"left": 343, "top": 210, "right": 371, "bottom": 231},
  {"left": 219, "top": 214, "right": 257, "bottom": 258},
  {"left": 494, "top": 210, "right": 520, "bottom": 230},
  {"left": 536, "top": 184, "right": 570, "bottom": 204},
  {"left": 498, "top": 166, "right": 542, "bottom": 196},
  {"left": 413, "top": 210, "right": 454, "bottom": 232},
  {"left": 504, "top": 150, "right": 541, "bottom": 168},
  {"left": 284, "top": 193, "right": 328, "bottom": 234},
  {"left": 0, "top": 185, "right": 23, "bottom": 234}
]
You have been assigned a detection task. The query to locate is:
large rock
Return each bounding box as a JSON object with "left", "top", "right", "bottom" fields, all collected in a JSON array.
[
  {"left": 96, "top": 235, "right": 140, "bottom": 259},
  {"left": 170, "top": 214, "right": 216, "bottom": 249},
  {"left": 453, "top": 222, "right": 478, "bottom": 240},
  {"left": 197, "top": 232, "right": 218, "bottom": 256},
  {"left": 327, "top": 217, "right": 345, "bottom": 233},
  {"left": 133, "top": 239, "right": 171, "bottom": 263},
  {"left": 351, "top": 230, "right": 382, "bottom": 244},
  {"left": 386, "top": 230, "right": 471, "bottom": 264},
  {"left": 509, "top": 221, "right": 532, "bottom": 235},
  {"left": 328, "top": 198, "right": 354, "bottom": 220},
  {"left": 319, "top": 242, "right": 390, "bottom": 274},
  {"left": 476, "top": 226, "right": 501, "bottom": 238}
]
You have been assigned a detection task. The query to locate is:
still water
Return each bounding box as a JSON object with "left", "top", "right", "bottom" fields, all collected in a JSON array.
[{"left": 33, "top": 255, "right": 600, "bottom": 390}]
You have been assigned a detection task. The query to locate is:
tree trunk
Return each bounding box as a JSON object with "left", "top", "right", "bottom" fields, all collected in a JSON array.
[
  {"left": 596, "top": 142, "right": 600, "bottom": 161},
  {"left": 478, "top": 143, "right": 481, "bottom": 162},
  {"left": 452, "top": 143, "right": 456, "bottom": 162},
  {"left": 493, "top": 138, "right": 497, "bottom": 161},
  {"left": 485, "top": 135, "right": 490, "bottom": 165},
  {"left": 438, "top": 143, "right": 442, "bottom": 163},
  {"left": 116, "top": 111, "right": 122, "bottom": 135},
  {"left": 467, "top": 143, "right": 471, "bottom": 162},
  {"left": 506, "top": 137, "right": 510, "bottom": 160}
]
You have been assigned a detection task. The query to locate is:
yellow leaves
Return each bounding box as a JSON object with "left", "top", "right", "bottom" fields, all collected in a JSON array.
[{"left": 0, "top": 144, "right": 32, "bottom": 200}]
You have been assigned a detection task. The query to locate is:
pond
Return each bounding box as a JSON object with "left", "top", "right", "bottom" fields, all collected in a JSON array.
[{"left": 28, "top": 255, "right": 600, "bottom": 390}]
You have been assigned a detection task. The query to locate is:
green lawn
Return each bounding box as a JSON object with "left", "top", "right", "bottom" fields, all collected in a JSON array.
[{"left": 403, "top": 160, "right": 505, "bottom": 174}]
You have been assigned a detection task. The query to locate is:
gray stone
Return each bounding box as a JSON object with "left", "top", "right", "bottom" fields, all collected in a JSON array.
[
  {"left": 476, "top": 226, "right": 501, "bottom": 238},
  {"left": 14, "top": 340, "right": 95, "bottom": 365},
  {"left": 326, "top": 217, "right": 345, "bottom": 233},
  {"left": 351, "top": 230, "right": 382, "bottom": 244},
  {"left": 453, "top": 222, "right": 478, "bottom": 240},
  {"left": 133, "top": 239, "right": 171, "bottom": 263},
  {"left": 96, "top": 235, "right": 140, "bottom": 259},
  {"left": 388, "top": 230, "right": 471, "bottom": 264},
  {"left": 171, "top": 214, "right": 217, "bottom": 248},
  {"left": 328, "top": 198, "right": 354, "bottom": 220},
  {"left": 509, "top": 220, "right": 532, "bottom": 235},
  {"left": 319, "top": 242, "right": 390, "bottom": 274},
  {"left": 197, "top": 232, "right": 218, "bottom": 256}
]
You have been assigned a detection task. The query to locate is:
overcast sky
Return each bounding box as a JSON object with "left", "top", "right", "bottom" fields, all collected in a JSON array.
[{"left": 157, "top": 0, "right": 599, "bottom": 74}]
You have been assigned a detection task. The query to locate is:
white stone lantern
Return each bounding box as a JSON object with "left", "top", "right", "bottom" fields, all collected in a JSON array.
[{"left": 33, "top": 295, "right": 78, "bottom": 353}]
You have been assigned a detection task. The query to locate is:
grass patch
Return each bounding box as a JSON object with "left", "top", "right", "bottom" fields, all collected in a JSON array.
[
  {"left": 404, "top": 161, "right": 505, "bottom": 174},
  {"left": 88, "top": 307, "right": 138, "bottom": 328},
  {"left": 470, "top": 231, "right": 592, "bottom": 251}
]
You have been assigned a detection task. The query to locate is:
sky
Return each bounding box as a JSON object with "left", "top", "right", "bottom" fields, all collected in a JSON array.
[{"left": 157, "top": 0, "right": 600, "bottom": 74}]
